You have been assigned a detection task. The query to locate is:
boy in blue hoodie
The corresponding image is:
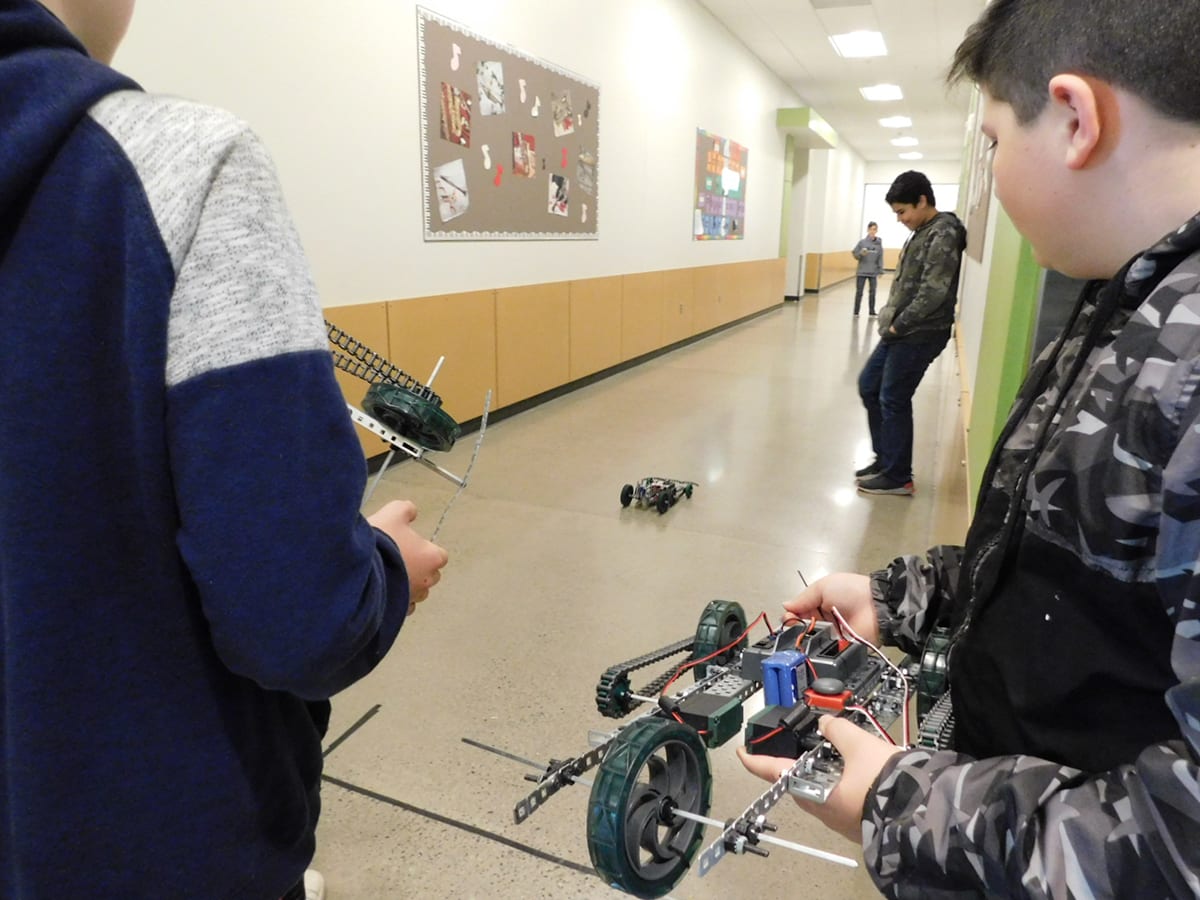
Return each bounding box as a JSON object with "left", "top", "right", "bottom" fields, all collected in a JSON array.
[{"left": 0, "top": 2, "right": 448, "bottom": 897}]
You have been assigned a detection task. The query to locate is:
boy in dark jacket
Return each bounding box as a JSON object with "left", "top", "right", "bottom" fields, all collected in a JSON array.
[
  {"left": 856, "top": 171, "right": 967, "bottom": 496},
  {"left": 0, "top": 2, "right": 448, "bottom": 897},
  {"left": 742, "top": 1, "right": 1200, "bottom": 896}
]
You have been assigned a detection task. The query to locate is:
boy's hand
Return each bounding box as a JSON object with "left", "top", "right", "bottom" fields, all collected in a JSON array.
[
  {"left": 367, "top": 500, "right": 449, "bottom": 613},
  {"left": 783, "top": 573, "right": 878, "bottom": 644},
  {"left": 736, "top": 715, "right": 902, "bottom": 843}
]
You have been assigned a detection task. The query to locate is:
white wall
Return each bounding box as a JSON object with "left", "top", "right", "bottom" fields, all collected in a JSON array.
[
  {"left": 863, "top": 160, "right": 962, "bottom": 186},
  {"left": 114, "top": 0, "right": 803, "bottom": 307},
  {"left": 803, "top": 145, "right": 868, "bottom": 254}
]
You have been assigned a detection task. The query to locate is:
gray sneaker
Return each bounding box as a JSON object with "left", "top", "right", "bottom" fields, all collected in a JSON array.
[
  {"left": 854, "top": 461, "right": 883, "bottom": 482},
  {"left": 857, "top": 473, "right": 914, "bottom": 496}
]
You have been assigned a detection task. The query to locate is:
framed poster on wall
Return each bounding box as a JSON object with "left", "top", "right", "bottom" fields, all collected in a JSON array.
[
  {"left": 418, "top": 7, "right": 601, "bottom": 241},
  {"left": 693, "top": 129, "right": 748, "bottom": 240}
]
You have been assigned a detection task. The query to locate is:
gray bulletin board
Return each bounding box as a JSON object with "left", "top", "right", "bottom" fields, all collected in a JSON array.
[{"left": 417, "top": 7, "right": 601, "bottom": 241}]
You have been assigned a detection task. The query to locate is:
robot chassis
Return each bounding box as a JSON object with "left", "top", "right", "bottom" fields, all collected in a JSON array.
[
  {"left": 467, "top": 600, "right": 953, "bottom": 898},
  {"left": 620, "top": 477, "right": 696, "bottom": 515}
]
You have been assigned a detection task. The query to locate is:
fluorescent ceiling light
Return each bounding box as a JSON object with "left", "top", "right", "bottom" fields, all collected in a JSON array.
[
  {"left": 860, "top": 83, "right": 903, "bottom": 102},
  {"left": 891, "top": 136, "right": 919, "bottom": 147},
  {"left": 829, "top": 30, "right": 887, "bottom": 58},
  {"left": 879, "top": 116, "right": 912, "bottom": 128},
  {"left": 899, "top": 151, "right": 924, "bottom": 160}
]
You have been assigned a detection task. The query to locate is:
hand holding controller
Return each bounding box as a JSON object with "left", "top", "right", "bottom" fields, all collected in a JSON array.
[{"left": 788, "top": 715, "right": 904, "bottom": 842}]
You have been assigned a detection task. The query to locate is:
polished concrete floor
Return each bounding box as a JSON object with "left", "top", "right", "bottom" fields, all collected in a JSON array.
[{"left": 312, "top": 276, "right": 971, "bottom": 899}]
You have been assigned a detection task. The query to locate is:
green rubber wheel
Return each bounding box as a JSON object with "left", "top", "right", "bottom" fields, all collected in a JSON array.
[
  {"left": 917, "top": 627, "right": 952, "bottom": 719},
  {"left": 691, "top": 600, "right": 747, "bottom": 681},
  {"left": 587, "top": 718, "right": 712, "bottom": 898},
  {"left": 361, "top": 382, "right": 461, "bottom": 451}
]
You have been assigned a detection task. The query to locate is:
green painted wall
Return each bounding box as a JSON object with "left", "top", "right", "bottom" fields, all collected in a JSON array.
[{"left": 965, "top": 207, "right": 1042, "bottom": 510}]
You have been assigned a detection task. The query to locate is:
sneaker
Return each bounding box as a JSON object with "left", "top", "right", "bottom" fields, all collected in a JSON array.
[
  {"left": 857, "top": 473, "right": 914, "bottom": 496},
  {"left": 854, "top": 460, "right": 882, "bottom": 480},
  {"left": 304, "top": 870, "right": 326, "bottom": 900}
]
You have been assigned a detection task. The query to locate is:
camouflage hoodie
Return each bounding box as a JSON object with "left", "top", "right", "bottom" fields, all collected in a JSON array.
[
  {"left": 877, "top": 210, "right": 967, "bottom": 341},
  {"left": 864, "top": 214, "right": 1200, "bottom": 898}
]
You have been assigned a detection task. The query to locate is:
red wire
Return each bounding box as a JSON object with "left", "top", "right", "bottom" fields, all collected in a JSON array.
[
  {"left": 671, "top": 710, "right": 706, "bottom": 735},
  {"left": 846, "top": 705, "right": 896, "bottom": 745},
  {"left": 749, "top": 726, "right": 783, "bottom": 745},
  {"left": 662, "top": 611, "right": 770, "bottom": 695}
]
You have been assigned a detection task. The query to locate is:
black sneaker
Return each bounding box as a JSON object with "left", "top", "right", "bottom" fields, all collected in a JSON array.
[
  {"left": 854, "top": 461, "right": 882, "bottom": 481},
  {"left": 857, "top": 473, "right": 914, "bottom": 496}
]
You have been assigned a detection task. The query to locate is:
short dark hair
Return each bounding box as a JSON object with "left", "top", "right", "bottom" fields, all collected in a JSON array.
[
  {"left": 885, "top": 171, "right": 934, "bottom": 208},
  {"left": 867, "top": 221, "right": 877, "bottom": 229},
  {"left": 949, "top": 0, "right": 1200, "bottom": 125}
]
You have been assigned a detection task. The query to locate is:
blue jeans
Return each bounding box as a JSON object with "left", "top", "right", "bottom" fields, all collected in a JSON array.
[
  {"left": 854, "top": 276, "right": 877, "bottom": 314},
  {"left": 857, "top": 336, "right": 948, "bottom": 482}
]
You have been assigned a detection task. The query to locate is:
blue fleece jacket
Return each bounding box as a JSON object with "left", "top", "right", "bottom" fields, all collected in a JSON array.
[{"left": 0, "top": 4, "right": 410, "bottom": 897}]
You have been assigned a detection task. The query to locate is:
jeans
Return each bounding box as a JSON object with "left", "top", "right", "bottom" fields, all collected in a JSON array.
[
  {"left": 857, "top": 336, "right": 948, "bottom": 482},
  {"left": 854, "top": 275, "right": 877, "bottom": 315}
]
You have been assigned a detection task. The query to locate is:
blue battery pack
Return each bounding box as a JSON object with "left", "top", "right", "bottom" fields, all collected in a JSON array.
[{"left": 762, "top": 650, "right": 807, "bottom": 707}]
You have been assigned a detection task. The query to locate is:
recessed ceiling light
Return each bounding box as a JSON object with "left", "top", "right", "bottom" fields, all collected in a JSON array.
[
  {"left": 899, "top": 151, "right": 924, "bottom": 160},
  {"left": 879, "top": 116, "right": 912, "bottom": 128},
  {"left": 860, "top": 83, "right": 903, "bottom": 102},
  {"left": 891, "top": 136, "right": 919, "bottom": 147},
  {"left": 829, "top": 31, "right": 887, "bottom": 58}
]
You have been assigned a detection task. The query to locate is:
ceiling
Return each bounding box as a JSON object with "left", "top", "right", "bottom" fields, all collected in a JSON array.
[{"left": 695, "top": 0, "right": 988, "bottom": 163}]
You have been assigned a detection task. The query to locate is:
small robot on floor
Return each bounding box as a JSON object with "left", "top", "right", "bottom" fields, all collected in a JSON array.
[
  {"left": 466, "top": 600, "right": 952, "bottom": 898},
  {"left": 620, "top": 477, "right": 697, "bottom": 514}
]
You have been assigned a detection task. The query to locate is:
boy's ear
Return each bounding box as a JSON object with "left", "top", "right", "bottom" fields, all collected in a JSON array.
[{"left": 1047, "top": 74, "right": 1106, "bottom": 170}]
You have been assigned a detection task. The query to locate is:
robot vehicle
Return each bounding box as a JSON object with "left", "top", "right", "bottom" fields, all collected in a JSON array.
[
  {"left": 467, "top": 600, "right": 952, "bottom": 898},
  {"left": 620, "top": 477, "right": 697, "bottom": 515}
]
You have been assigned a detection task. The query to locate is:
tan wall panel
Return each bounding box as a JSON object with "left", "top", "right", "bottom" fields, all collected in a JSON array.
[
  {"left": 692, "top": 265, "right": 723, "bottom": 333},
  {"left": 733, "top": 261, "right": 759, "bottom": 318},
  {"left": 621, "top": 271, "right": 665, "bottom": 360},
  {"left": 762, "top": 257, "right": 786, "bottom": 310},
  {"left": 804, "top": 253, "right": 857, "bottom": 292},
  {"left": 386, "top": 290, "right": 496, "bottom": 423},
  {"left": 569, "top": 276, "right": 623, "bottom": 380},
  {"left": 662, "top": 268, "right": 695, "bottom": 345},
  {"left": 804, "top": 254, "right": 821, "bottom": 292},
  {"left": 496, "top": 282, "right": 570, "bottom": 406},
  {"left": 324, "top": 302, "right": 390, "bottom": 456},
  {"left": 715, "top": 263, "right": 742, "bottom": 321},
  {"left": 821, "top": 251, "right": 858, "bottom": 288},
  {"left": 715, "top": 264, "right": 743, "bottom": 326},
  {"left": 884, "top": 248, "right": 901, "bottom": 269}
]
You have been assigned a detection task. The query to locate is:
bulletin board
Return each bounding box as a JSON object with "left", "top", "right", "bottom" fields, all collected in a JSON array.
[
  {"left": 418, "top": 7, "right": 601, "bottom": 241},
  {"left": 693, "top": 129, "right": 748, "bottom": 240}
]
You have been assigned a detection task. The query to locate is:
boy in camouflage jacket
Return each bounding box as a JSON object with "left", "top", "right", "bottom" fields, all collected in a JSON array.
[{"left": 742, "top": 1, "right": 1200, "bottom": 896}]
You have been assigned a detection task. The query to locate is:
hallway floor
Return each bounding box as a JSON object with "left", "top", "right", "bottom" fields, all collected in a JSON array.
[{"left": 312, "top": 276, "right": 971, "bottom": 899}]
